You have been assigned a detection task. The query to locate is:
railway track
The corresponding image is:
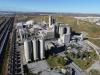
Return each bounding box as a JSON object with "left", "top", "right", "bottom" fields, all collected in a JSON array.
[{"left": 0, "top": 17, "right": 14, "bottom": 74}]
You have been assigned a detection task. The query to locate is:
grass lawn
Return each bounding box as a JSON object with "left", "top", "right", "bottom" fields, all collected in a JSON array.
[{"left": 47, "top": 55, "right": 66, "bottom": 69}]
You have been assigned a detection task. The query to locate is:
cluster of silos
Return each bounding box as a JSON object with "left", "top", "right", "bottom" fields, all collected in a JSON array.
[
  {"left": 32, "top": 38, "right": 45, "bottom": 61},
  {"left": 24, "top": 38, "right": 45, "bottom": 63}
]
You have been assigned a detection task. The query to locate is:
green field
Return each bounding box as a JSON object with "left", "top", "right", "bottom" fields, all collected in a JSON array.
[
  {"left": 47, "top": 55, "right": 66, "bottom": 69},
  {"left": 0, "top": 16, "right": 5, "bottom": 26}
]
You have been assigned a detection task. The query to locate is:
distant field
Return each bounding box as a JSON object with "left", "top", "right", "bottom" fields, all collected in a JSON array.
[
  {"left": 16, "top": 15, "right": 100, "bottom": 47},
  {"left": 0, "top": 16, "right": 5, "bottom": 25}
]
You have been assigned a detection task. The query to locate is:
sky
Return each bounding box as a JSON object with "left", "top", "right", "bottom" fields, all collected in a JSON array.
[{"left": 0, "top": 0, "right": 100, "bottom": 13}]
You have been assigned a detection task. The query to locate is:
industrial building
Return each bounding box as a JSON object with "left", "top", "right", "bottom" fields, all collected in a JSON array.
[
  {"left": 16, "top": 15, "right": 71, "bottom": 63},
  {"left": 58, "top": 24, "right": 71, "bottom": 45},
  {"left": 15, "top": 15, "right": 92, "bottom": 75}
]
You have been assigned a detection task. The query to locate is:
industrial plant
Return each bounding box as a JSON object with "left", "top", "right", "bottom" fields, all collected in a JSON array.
[
  {"left": 14, "top": 15, "right": 99, "bottom": 75},
  {"left": 16, "top": 15, "right": 71, "bottom": 63},
  {"left": 1, "top": 0, "right": 100, "bottom": 75}
]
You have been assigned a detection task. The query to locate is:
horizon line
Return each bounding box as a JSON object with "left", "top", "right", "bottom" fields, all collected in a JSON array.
[{"left": 0, "top": 10, "right": 100, "bottom": 15}]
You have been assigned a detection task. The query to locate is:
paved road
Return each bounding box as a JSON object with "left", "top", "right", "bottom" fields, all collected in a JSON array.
[
  {"left": 86, "top": 37, "right": 100, "bottom": 39},
  {"left": 85, "top": 40, "right": 100, "bottom": 56},
  {"left": 69, "top": 62, "right": 87, "bottom": 75},
  {"left": 87, "top": 60, "right": 100, "bottom": 73}
]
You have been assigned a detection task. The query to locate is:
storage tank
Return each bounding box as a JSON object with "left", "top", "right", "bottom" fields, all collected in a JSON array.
[
  {"left": 39, "top": 38, "right": 45, "bottom": 60},
  {"left": 32, "top": 39, "right": 38, "bottom": 61},
  {"left": 24, "top": 40, "right": 31, "bottom": 63}
]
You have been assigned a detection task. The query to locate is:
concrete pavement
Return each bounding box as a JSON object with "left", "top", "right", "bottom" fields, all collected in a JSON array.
[{"left": 69, "top": 62, "right": 87, "bottom": 75}]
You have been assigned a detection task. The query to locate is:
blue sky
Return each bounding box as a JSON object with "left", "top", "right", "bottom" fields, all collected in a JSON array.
[{"left": 0, "top": 0, "right": 100, "bottom": 13}]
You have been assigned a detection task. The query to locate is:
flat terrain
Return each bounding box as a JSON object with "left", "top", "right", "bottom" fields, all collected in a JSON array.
[
  {"left": 0, "top": 17, "right": 5, "bottom": 25},
  {"left": 25, "top": 15, "right": 100, "bottom": 47},
  {"left": 16, "top": 15, "right": 100, "bottom": 37},
  {"left": 15, "top": 15, "right": 100, "bottom": 47}
]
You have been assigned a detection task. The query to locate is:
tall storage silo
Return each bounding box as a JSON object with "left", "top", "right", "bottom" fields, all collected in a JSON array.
[
  {"left": 24, "top": 40, "right": 31, "bottom": 63},
  {"left": 32, "top": 39, "right": 38, "bottom": 61},
  {"left": 39, "top": 38, "right": 45, "bottom": 60}
]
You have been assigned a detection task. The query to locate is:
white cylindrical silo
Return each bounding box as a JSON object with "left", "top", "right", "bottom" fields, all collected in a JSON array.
[
  {"left": 32, "top": 39, "right": 38, "bottom": 61},
  {"left": 39, "top": 38, "right": 45, "bottom": 60},
  {"left": 24, "top": 40, "right": 31, "bottom": 63}
]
